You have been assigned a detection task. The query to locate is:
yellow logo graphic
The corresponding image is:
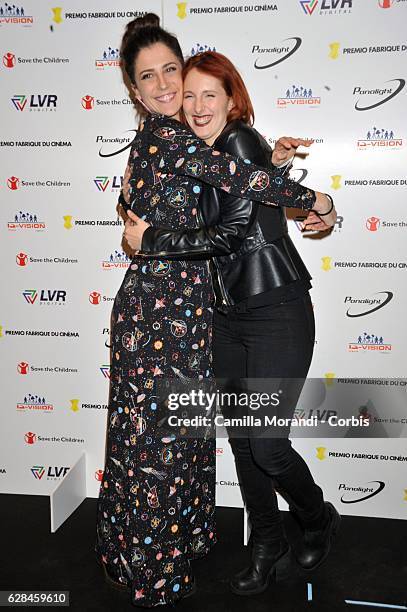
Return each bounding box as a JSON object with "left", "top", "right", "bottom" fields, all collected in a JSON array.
[
  {"left": 0, "top": 325, "right": 3, "bottom": 338},
  {"left": 329, "top": 42, "right": 340, "bottom": 60},
  {"left": 63, "top": 215, "right": 73, "bottom": 230},
  {"left": 177, "top": 2, "right": 187, "bottom": 19},
  {"left": 331, "top": 175, "right": 342, "bottom": 190},
  {"left": 316, "top": 447, "right": 327, "bottom": 461},
  {"left": 321, "top": 256, "right": 332, "bottom": 271},
  {"left": 324, "top": 372, "right": 335, "bottom": 386},
  {"left": 404, "top": 489, "right": 407, "bottom": 501},
  {"left": 52, "top": 7, "right": 63, "bottom": 23},
  {"left": 70, "top": 399, "right": 80, "bottom": 412}
]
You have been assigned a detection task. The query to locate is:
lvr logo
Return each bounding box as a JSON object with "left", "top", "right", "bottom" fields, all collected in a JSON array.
[
  {"left": 12, "top": 95, "right": 57, "bottom": 111},
  {"left": 7, "top": 176, "right": 20, "bottom": 190},
  {"left": 366, "top": 216, "right": 380, "bottom": 231},
  {"left": 16, "top": 252, "right": 28, "bottom": 266},
  {"left": 3, "top": 52, "right": 15, "bottom": 68},
  {"left": 82, "top": 95, "right": 94, "bottom": 110}
]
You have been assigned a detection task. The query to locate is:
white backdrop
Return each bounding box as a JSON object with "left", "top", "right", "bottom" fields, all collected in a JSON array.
[{"left": 1, "top": 0, "right": 406, "bottom": 520}]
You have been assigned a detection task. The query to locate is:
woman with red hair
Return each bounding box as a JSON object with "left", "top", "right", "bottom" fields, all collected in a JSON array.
[{"left": 126, "top": 51, "right": 340, "bottom": 596}]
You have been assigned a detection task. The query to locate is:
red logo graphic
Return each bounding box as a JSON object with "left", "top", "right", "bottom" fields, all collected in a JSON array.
[
  {"left": 25, "top": 431, "right": 37, "bottom": 445},
  {"left": 378, "top": 0, "right": 393, "bottom": 7},
  {"left": 18, "top": 361, "right": 29, "bottom": 374},
  {"left": 366, "top": 216, "right": 380, "bottom": 231},
  {"left": 3, "top": 52, "right": 15, "bottom": 68},
  {"left": 7, "top": 176, "right": 19, "bottom": 190},
  {"left": 95, "top": 469, "right": 104, "bottom": 481},
  {"left": 16, "top": 252, "right": 28, "bottom": 266},
  {"left": 89, "top": 291, "right": 101, "bottom": 305},
  {"left": 82, "top": 95, "right": 94, "bottom": 110}
]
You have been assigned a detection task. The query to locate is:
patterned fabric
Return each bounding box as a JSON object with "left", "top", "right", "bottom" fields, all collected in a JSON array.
[{"left": 95, "top": 114, "right": 314, "bottom": 608}]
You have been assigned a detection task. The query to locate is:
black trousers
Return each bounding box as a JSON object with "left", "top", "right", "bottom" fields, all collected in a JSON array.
[{"left": 212, "top": 293, "right": 325, "bottom": 544}]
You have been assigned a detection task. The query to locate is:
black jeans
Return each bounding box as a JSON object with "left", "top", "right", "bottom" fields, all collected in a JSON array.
[{"left": 212, "top": 293, "right": 325, "bottom": 544}]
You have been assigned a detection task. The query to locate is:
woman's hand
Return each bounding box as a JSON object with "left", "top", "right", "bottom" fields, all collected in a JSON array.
[
  {"left": 303, "top": 192, "right": 337, "bottom": 230},
  {"left": 123, "top": 210, "right": 150, "bottom": 252},
  {"left": 122, "top": 163, "right": 132, "bottom": 204},
  {"left": 272, "top": 137, "right": 314, "bottom": 166}
]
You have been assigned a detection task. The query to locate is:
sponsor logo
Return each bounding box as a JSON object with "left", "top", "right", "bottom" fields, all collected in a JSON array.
[
  {"left": 2, "top": 327, "right": 79, "bottom": 338},
  {"left": 0, "top": 3, "right": 33, "bottom": 26},
  {"left": 301, "top": 0, "right": 352, "bottom": 15},
  {"left": 341, "top": 43, "right": 407, "bottom": 56},
  {"left": 344, "top": 178, "right": 407, "bottom": 186},
  {"left": 100, "top": 365, "right": 111, "bottom": 379},
  {"left": 94, "top": 175, "right": 122, "bottom": 192},
  {"left": 328, "top": 42, "right": 340, "bottom": 59},
  {"left": 25, "top": 431, "right": 84, "bottom": 445},
  {"left": 16, "top": 252, "right": 28, "bottom": 266},
  {"left": 339, "top": 480, "right": 385, "bottom": 503},
  {"left": 321, "top": 256, "right": 332, "bottom": 271},
  {"left": 0, "top": 140, "right": 71, "bottom": 148},
  {"left": 277, "top": 84, "right": 320, "bottom": 107},
  {"left": 82, "top": 95, "right": 134, "bottom": 109},
  {"left": 70, "top": 399, "right": 80, "bottom": 412},
  {"left": 102, "top": 328, "right": 112, "bottom": 348},
  {"left": 331, "top": 175, "right": 342, "bottom": 189},
  {"left": 0, "top": 468, "right": 7, "bottom": 474},
  {"left": 379, "top": 0, "right": 393, "bottom": 6},
  {"left": 17, "top": 394, "right": 53, "bottom": 412},
  {"left": 177, "top": 2, "right": 187, "bottom": 18},
  {"left": 89, "top": 291, "right": 101, "bottom": 305},
  {"left": 3, "top": 51, "right": 15, "bottom": 67},
  {"left": 357, "top": 127, "right": 403, "bottom": 149},
  {"left": 353, "top": 78, "right": 405, "bottom": 111},
  {"left": 22, "top": 289, "right": 67, "bottom": 305},
  {"left": 323, "top": 258, "right": 407, "bottom": 270},
  {"left": 97, "top": 131, "right": 135, "bottom": 157},
  {"left": 82, "top": 95, "right": 94, "bottom": 110},
  {"left": 294, "top": 407, "right": 337, "bottom": 421},
  {"left": 31, "top": 465, "right": 70, "bottom": 480},
  {"left": 11, "top": 94, "right": 57, "bottom": 111},
  {"left": 187, "top": 3, "right": 277, "bottom": 17},
  {"left": 366, "top": 216, "right": 407, "bottom": 231},
  {"left": 191, "top": 43, "right": 216, "bottom": 56},
  {"left": 216, "top": 447, "right": 224, "bottom": 455},
  {"left": 316, "top": 447, "right": 327, "bottom": 460},
  {"left": 95, "top": 469, "right": 104, "bottom": 481},
  {"left": 6, "top": 176, "right": 71, "bottom": 189},
  {"left": 348, "top": 332, "right": 392, "bottom": 353},
  {"left": 16, "top": 253, "right": 78, "bottom": 266},
  {"left": 324, "top": 373, "right": 336, "bottom": 386},
  {"left": 63, "top": 215, "right": 123, "bottom": 229},
  {"left": 7, "top": 175, "right": 19, "bottom": 190},
  {"left": 95, "top": 46, "right": 120, "bottom": 69},
  {"left": 51, "top": 7, "right": 63, "bottom": 24},
  {"left": 54, "top": 9, "right": 146, "bottom": 22},
  {"left": 345, "top": 291, "right": 393, "bottom": 317},
  {"left": 8, "top": 211, "right": 45, "bottom": 231},
  {"left": 18, "top": 361, "right": 29, "bottom": 374},
  {"left": 253, "top": 37, "right": 302, "bottom": 69},
  {"left": 366, "top": 216, "right": 380, "bottom": 231},
  {"left": 102, "top": 250, "right": 131, "bottom": 269}
]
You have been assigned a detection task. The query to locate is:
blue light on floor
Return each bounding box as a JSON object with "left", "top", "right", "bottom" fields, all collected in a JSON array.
[{"left": 345, "top": 600, "right": 407, "bottom": 610}]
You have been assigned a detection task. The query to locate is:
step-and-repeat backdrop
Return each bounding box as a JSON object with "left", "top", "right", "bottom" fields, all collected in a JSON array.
[{"left": 1, "top": 0, "right": 406, "bottom": 520}]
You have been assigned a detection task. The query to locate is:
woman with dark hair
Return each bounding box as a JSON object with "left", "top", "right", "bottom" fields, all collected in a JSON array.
[
  {"left": 96, "top": 14, "right": 335, "bottom": 608},
  {"left": 125, "top": 51, "right": 340, "bottom": 598}
]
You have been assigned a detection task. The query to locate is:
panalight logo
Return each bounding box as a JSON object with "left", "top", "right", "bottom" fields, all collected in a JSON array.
[
  {"left": 366, "top": 216, "right": 381, "bottom": 231},
  {"left": 354, "top": 79, "right": 405, "bottom": 111},
  {"left": 345, "top": 291, "right": 393, "bottom": 318},
  {"left": 253, "top": 37, "right": 302, "bottom": 70},
  {"left": 177, "top": 2, "right": 188, "bottom": 19},
  {"left": 94, "top": 176, "right": 110, "bottom": 192},
  {"left": 82, "top": 95, "right": 94, "bottom": 110},
  {"left": 316, "top": 447, "right": 327, "bottom": 460},
  {"left": 277, "top": 84, "right": 320, "bottom": 108},
  {"left": 11, "top": 94, "right": 57, "bottom": 111},
  {"left": 25, "top": 431, "right": 37, "bottom": 444},
  {"left": 329, "top": 42, "right": 340, "bottom": 59},
  {"left": 3, "top": 52, "right": 15, "bottom": 67},
  {"left": 0, "top": 4, "right": 33, "bottom": 25},
  {"left": 300, "top": 0, "right": 318, "bottom": 14},
  {"left": 95, "top": 46, "right": 120, "bottom": 69},
  {"left": 339, "top": 480, "right": 385, "bottom": 503},
  {"left": 89, "top": 291, "right": 101, "bottom": 305},
  {"left": 358, "top": 127, "right": 402, "bottom": 149},
  {"left": 7, "top": 176, "right": 19, "bottom": 190},
  {"left": 16, "top": 252, "right": 28, "bottom": 266},
  {"left": 18, "top": 361, "right": 29, "bottom": 374}
]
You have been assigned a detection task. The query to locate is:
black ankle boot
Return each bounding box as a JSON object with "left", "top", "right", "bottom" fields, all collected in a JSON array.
[
  {"left": 295, "top": 502, "right": 341, "bottom": 571},
  {"left": 230, "top": 541, "right": 293, "bottom": 596}
]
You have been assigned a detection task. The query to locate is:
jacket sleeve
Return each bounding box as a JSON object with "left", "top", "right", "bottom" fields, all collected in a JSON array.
[
  {"left": 145, "top": 115, "right": 315, "bottom": 210},
  {"left": 141, "top": 127, "right": 268, "bottom": 259}
]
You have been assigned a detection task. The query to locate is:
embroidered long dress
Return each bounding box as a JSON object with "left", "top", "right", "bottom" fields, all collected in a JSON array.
[{"left": 95, "top": 114, "right": 315, "bottom": 607}]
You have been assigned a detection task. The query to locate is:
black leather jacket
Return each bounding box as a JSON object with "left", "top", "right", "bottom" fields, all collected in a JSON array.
[{"left": 140, "top": 121, "right": 312, "bottom": 310}]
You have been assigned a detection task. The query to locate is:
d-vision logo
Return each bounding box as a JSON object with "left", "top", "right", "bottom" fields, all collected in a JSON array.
[
  {"left": 0, "top": 3, "right": 33, "bottom": 26},
  {"left": 345, "top": 291, "right": 393, "bottom": 317},
  {"left": 252, "top": 37, "right": 302, "bottom": 69},
  {"left": 339, "top": 480, "right": 385, "bottom": 503},
  {"left": 277, "top": 84, "right": 320, "bottom": 107},
  {"left": 353, "top": 78, "right": 405, "bottom": 111},
  {"left": 357, "top": 126, "right": 403, "bottom": 149}
]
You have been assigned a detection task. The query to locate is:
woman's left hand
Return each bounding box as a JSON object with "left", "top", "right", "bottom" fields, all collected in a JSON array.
[
  {"left": 301, "top": 210, "right": 336, "bottom": 232},
  {"left": 123, "top": 210, "right": 150, "bottom": 252},
  {"left": 272, "top": 137, "right": 314, "bottom": 166}
]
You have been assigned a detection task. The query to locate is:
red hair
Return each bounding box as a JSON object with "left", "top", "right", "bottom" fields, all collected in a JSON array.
[{"left": 182, "top": 51, "right": 254, "bottom": 126}]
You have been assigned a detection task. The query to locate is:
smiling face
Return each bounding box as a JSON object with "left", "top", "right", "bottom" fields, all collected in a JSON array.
[
  {"left": 132, "top": 42, "right": 183, "bottom": 119},
  {"left": 182, "top": 68, "right": 234, "bottom": 145}
]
